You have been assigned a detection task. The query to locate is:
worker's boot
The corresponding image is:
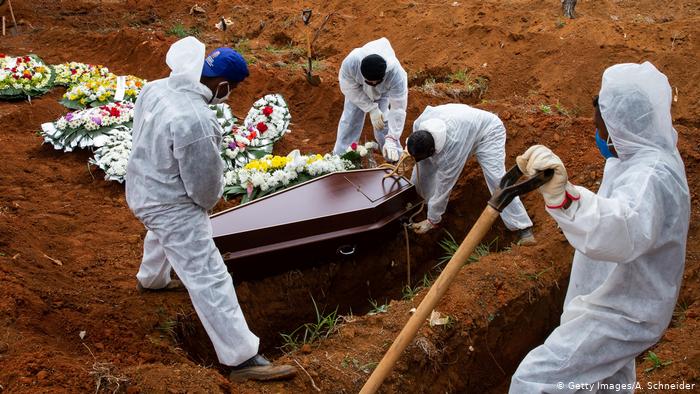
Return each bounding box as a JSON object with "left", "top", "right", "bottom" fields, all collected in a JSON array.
[
  {"left": 516, "top": 227, "right": 537, "bottom": 246},
  {"left": 136, "top": 279, "right": 186, "bottom": 293},
  {"left": 228, "top": 354, "right": 297, "bottom": 382}
]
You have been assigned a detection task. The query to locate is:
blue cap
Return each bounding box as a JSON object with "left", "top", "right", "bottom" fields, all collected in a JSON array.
[{"left": 201, "top": 47, "right": 249, "bottom": 83}]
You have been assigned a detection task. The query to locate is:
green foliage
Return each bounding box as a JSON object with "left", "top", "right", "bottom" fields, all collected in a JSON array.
[
  {"left": 402, "top": 283, "right": 422, "bottom": 300},
  {"left": 367, "top": 299, "right": 389, "bottom": 315},
  {"left": 279, "top": 296, "right": 339, "bottom": 352},
  {"left": 437, "top": 231, "right": 497, "bottom": 268},
  {"left": 166, "top": 23, "right": 199, "bottom": 38},
  {"left": 555, "top": 19, "right": 566, "bottom": 28},
  {"left": 644, "top": 351, "right": 672, "bottom": 373},
  {"left": 341, "top": 356, "right": 378, "bottom": 373},
  {"left": 539, "top": 104, "right": 553, "bottom": 115}
]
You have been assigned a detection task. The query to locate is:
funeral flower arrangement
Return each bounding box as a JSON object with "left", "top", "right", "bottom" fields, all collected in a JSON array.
[
  {"left": 89, "top": 125, "right": 132, "bottom": 183},
  {"left": 220, "top": 93, "right": 292, "bottom": 169},
  {"left": 0, "top": 54, "right": 56, "bottom": 99},
  {"left": 53, "top": 62, "right": 111, "bottom": 87},
  {"left": 341, "top": 141, "right": 379, "bottom": 169},
  {"left": 41, "top": 102, "right": 135, "bottom": 152},
  {"left": 222, "top": 149, "right": 373, "bottom": 203},
  {"left": 60, "top": 74, "right": 145, "bottom": 109}
]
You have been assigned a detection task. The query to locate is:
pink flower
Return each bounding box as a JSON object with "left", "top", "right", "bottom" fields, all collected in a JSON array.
[{"left": 351, "top": 142, "right": 358, "bottom": 150}]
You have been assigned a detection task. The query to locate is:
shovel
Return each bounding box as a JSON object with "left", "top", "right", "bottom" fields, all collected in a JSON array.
[
  {"left": 359, "top": 165, "right": 554, "bottom": 394},
  {"left": 301, "top": 8, "right": 321, "bottom": 86}
]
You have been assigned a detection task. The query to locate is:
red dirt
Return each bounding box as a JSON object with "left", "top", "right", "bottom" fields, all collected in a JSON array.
[{"left": 0, "top": 0, "right": 698, "bottom": 393}]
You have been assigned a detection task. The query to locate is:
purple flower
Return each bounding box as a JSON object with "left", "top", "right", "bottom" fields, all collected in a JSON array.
[
  {"left": 92, "top": 116, "right": 102, "bottom": 126},
  {"left": 65, "top": 112, "right": 74, "bottom": 121},
  {"left": 228, "top": 141, "right": 237, "bottom": 150}
]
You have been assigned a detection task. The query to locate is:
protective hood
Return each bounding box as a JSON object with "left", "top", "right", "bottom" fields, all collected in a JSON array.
[
  {"left": 598, "top": 62, "right": 677, "bottom": 160},
  {"left": 421, "top": 118, "right": 447, "bottom": 153},
  {"left": 359, "top": 38, "right": 400, "bottom": 76},
  {"left": 165, "top": 36, "right": 209, "bottom": 97}
]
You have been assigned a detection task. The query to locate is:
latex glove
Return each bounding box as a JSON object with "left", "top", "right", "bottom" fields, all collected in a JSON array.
[
  {"left": 411, "top": 219, "right": 436, "bottom": 234},
  {"left": 382, "top": 137, "right": 402, "bottom": 163},
  {"left": 369, "top": 108, "right": 385, "bottom": 131},
  {"left": 516, "top": 145, "right": 580, "bottom": 209}
]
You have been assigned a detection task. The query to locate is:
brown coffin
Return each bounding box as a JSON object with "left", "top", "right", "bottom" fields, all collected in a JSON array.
[{"left": 210, "top": 168, "right": 422, "bottom": 279}]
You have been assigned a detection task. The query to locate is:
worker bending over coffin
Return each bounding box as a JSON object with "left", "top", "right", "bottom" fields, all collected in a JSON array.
[
  {"left": 406, "top": 104, "right": 536, "bottom": 244},
  {"left": 334, "top": 37, "right": 408, "bottom": 163}
]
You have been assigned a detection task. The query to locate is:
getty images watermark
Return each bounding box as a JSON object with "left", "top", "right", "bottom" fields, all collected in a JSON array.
[{"left": 557, "top": 381, "right": 696, "bottom": 391}]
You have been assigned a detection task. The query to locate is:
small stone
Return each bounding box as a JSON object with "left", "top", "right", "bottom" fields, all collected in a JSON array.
[
  {"left": 19, "top": 376, "right": 33, "bottom": 384},
  {"left": 273, "top": 61, "right": 287, "bottom": 68},
  {"left": 553, "top": 133, "right": 561, "bottom": 142},
  {"left": 300, "top": 343, "right": 312, "bottom": 354},
  {"left": 36, "top": 370, "right": 48, "bottom": 380}
]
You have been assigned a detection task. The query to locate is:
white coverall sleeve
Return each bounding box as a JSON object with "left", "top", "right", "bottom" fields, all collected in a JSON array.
[
  {"left": 173, "top": 123, "right": 224, "bottom": 211},
  {"left": 548, "top": 169, "right": 666, "bottom": 263},
  {"left": 338, "top": 56, "right": 377, "bottom": 113},
  {"left": 385, "top": 72, "right": 408, "bottom": 141}
]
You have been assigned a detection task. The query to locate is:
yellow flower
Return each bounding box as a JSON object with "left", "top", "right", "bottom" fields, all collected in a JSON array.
[{"left": 306, "top": 154, "right": 323, "bottom": 164}]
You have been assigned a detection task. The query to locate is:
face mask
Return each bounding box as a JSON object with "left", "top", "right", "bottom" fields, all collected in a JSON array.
[
  {"left": 209, "top": 81, "right": 230, "bottom": 105},
  {"left": 364, "top": 79, "right": 383, "bottom": 87},
  {"left": 595, "top": 129, "right": 616, "bottom": 159}
]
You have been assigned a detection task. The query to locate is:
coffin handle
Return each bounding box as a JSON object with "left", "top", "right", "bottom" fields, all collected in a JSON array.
[{"left": 337, "top": 244, "right": 356, "bottom": 256}]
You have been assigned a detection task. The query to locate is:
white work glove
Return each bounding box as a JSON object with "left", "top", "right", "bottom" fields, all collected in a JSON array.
[
  {"left": 369, "top": 108, "right": 385, "bottom": 131},
  {"left": 516, "top": 145, "right": 580, "bottom": 209},
  {"left": 411, "top": 219, "right": 436, "bottom": 234},
  {"left": 382, "top": 137, "right": 402, "bottom": 163}
]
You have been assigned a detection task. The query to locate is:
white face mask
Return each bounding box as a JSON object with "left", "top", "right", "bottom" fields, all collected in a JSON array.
[{"left": 209, "top": 81, "right": 230, "bottom": 105}]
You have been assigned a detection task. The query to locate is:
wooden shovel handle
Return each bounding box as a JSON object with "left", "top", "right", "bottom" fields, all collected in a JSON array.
[{"left": 360, "top": 205, "right": 501, "bottom": 394}]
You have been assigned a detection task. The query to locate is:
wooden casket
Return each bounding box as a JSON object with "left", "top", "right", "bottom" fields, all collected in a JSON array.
[{"left": 210, "top": 168, "right": 422, "bottom": 279}]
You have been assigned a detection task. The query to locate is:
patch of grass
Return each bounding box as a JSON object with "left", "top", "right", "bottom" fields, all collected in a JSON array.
[
  {"left": 447, "top": 69, "right": 470, "bottom": 83},
  {"left": 437, "top": 230, "right": 460, "bottom": 267},
  {"left": 367, "top": 299, "right": 389, "bottom": 315},
  {"left": 418, "top": 77, "right": 439, "bottom": 95},
  {"left": 524, "top": 266, "right": 553, "bottom": 282},
  {"left": 644, "top": 351, "right": 672, "bottom": 373},
  {"left": 555, "top": 19, "right": 566, "bottom": 28},
  {"left": 672, "top": 299, "right": 690, "bottom": 327},
  {"left": 421, "top": 273, "right": 434, "bottom": 288},
  {"left": 279, "top": 296, "right": 339, "bottom": 352},
  {"left": 234, "top": 38, "right": 258, "bottom": 64},
  {"left": 166, "top": 23, "right": 199, "bottom": 38},
  {"left": 437, "top": 231, "right": 498, "bottom": 268},
  {"left": 539, "top": 104, "right": 553, "bottom": 115},
  {"left": 555, "top": 102, "right": 570, "bottom": 116},
  {"left": 402, "top": 283, "right": 422, "bottom": 300},
  {"left": 341, "top": 356, "right": 378, "bottom": 374},
  {"left": 469, "top": 238, "right": 498, "bottom": 263},
  {"left": 156, "top": 319, "right": 177, "bottom": 341}
]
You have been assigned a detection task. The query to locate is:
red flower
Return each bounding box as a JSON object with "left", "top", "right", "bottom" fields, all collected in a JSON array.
[
  {"left": 15, "top": 58, "right": 21, "bottom": 64},
  {"left": 71, "top": 69, "right": 77, "bottom": 75},
  {"left": 23, "top": 56, "right": 31, "bottom": 62},
  {"left": 0, "top": 54, "right": 5, "bottom": 58},
  {"left": 22, "top": 74, "right": 31, "bottom": 79},
  {"left": 351, "top": 142, "right": 358, "bottom": 150},
  {"left": 12, "top": 75, "right": 19, "bottom": 79},
  {"left": 256, "top": 122, "right": 268, "bottom": 133},
  {"left": 109, "top": 107, "right": 121, "bottom": 117},
  {"left": 248, "top": 130, "right": 257, "bottom": 141},
  {"left": 10, "top": 67, "right": 17, "bottom": 73},
  {"left": 262, "top": 106, "right": 273, "bottom": 116}
]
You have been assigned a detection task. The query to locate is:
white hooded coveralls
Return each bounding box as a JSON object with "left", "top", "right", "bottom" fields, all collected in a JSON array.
[
  {"left": 125, "top": 37, "right": 259, "bottom": 366},
  {"left": 411, "top": 104, "right": 533, "bottom": 230},
  {"left": 333, "top": 37, "right": 408, "bottom": 155},
  {"left": 510, "top": 62, "right": 690, "bottom": 393}
]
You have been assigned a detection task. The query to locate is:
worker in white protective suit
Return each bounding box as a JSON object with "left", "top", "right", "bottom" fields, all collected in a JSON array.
[
  {"left": 510, "top": 62, "right": 689, "bottom": 393},
  {"left": 333, "top": 37, "right": 408, "bottom": 163},
  {"left": 126, "top": 37, "right": 296, "bottom": 382},
  {"left": 406, "top": 104, "right": 536, "bottom": 244}
]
